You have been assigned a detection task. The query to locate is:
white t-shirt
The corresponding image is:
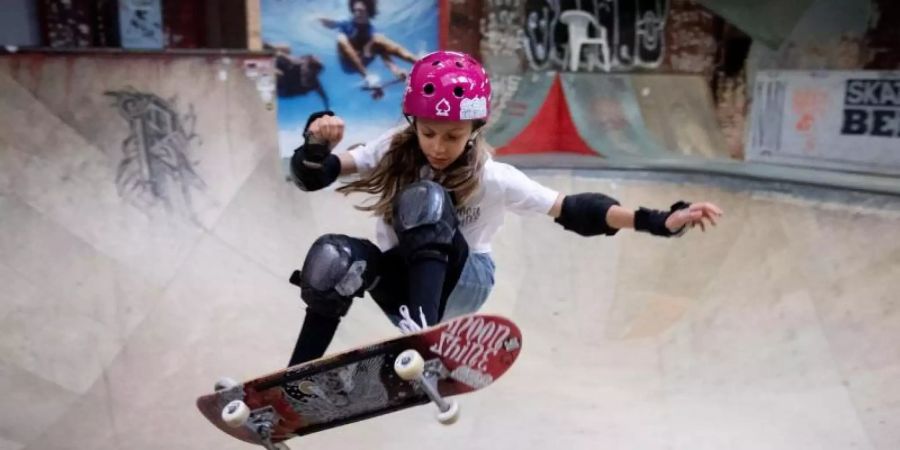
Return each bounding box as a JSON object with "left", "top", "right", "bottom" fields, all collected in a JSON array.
[{"left": 348, "top": 127, "right": 559, "bottom": 253}]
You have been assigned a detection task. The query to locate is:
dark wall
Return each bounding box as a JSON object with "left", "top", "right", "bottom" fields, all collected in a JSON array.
[
  {"left": 28, "top": 0, "right": 252, "bottom": 49},
  {"left": 866, "top": 0, "right": 900, "bottom": 69},
  {"left": 0, "top": 0, "right": 41, "bottom": 46},
  {"left": 448, "top": 0, "right": 485, "bottom": 58}
]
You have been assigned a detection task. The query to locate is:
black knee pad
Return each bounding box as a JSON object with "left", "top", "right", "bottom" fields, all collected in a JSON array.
[
  {"left": 392, "top": 180, "right": 459, "bottom": 262},
  {"left": 289, "top": 234, "right": 383, "bottom": 318}
]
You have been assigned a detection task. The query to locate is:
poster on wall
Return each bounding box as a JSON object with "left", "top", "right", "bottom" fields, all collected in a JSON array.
[
  {"left": 118, "top": 0, "right": 164, "bottom": 49},
  {"left": 747, "top": 71, "right": 900, "bottom": 175},
  {"left": 261, "top": 0, "right": 438, "bottom": 171}
]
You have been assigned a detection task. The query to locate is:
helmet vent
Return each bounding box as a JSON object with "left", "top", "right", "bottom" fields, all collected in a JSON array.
[
  {"left": 453, "top": 86, "right": 464, "bottom": 97},
  {"left": 423, "top": 83, "right": 436, "bottom": 95}
]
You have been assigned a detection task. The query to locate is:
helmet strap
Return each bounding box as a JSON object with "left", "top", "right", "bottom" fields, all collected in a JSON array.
[{"left": 465, "top": 129, "right": 481, "bottom": 151}]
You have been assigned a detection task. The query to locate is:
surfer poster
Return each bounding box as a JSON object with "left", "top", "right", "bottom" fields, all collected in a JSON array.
[{"left": 262, "top": 0, "right": 439, "bottom": 165}]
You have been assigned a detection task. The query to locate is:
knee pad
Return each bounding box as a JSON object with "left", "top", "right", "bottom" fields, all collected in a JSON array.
[
  {"left": 289, "top": 234, "right": 382, "bottom": 318},
  {"left": 392, "top": 180, "right": 458, "bottom": 262}
]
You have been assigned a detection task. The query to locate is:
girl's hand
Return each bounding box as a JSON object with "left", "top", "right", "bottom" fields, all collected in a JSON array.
[
  {"left": 307, "top": 115, "right": 345, "bottom": 150},
  {"left": 666, "top": 202, "right": 723, "bottom": 233}
]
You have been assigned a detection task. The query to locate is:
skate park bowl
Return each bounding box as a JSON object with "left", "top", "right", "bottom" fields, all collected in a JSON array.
[{"left": 1, "top": 53, "right": 899, "bottom": 450}]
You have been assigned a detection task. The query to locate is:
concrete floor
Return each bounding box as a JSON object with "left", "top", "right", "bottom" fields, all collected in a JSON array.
[{"left": 3, "top": 150, "right": 900, "bottom": 449}]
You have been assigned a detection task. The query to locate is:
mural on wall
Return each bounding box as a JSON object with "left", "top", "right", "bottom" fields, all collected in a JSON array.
[
  {"left": 106, "top": 88, "right": 206, "bottom": 219},
  {"left": 482, "top": 0, "right": 527, "bottom": 62},
  {"left": 521, "top": 0, "right": 669, "bottom": 72},
  {"left": 262, "top": 0, "right": 439, "bottom": 159}
]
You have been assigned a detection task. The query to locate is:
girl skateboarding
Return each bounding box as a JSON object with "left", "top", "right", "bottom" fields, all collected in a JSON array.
[{"left": 287, "top": 50, "right": 723, "bottom": 366}]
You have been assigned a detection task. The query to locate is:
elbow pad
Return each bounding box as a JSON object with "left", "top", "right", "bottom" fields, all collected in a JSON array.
[
  {"left": 290, "top": 148, "right": 340, "bottom": 191},
  {"left": 554, "top": 193, "right": 621, "bottom": 237}
]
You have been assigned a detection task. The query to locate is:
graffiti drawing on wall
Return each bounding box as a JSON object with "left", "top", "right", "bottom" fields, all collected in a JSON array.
[
  {"left": 792, "top": 88, "right": 829, "bottom": 152},
  {"left": 106, "top": 88, "right": 206, "bottom": 220},
  {"left": 522, "top": 0, "right": 668, "bottom": 72},
  {"left": 481, "top": 0, "right": 526, "bottom": 59}
]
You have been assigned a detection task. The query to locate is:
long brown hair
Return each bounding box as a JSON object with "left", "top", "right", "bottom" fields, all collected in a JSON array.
[{"left": 337, "top": 123, "right": 488, "bottom": 224}]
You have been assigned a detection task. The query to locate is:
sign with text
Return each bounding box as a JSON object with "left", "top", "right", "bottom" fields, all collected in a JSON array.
[{"left": 747, "top": 71, "right": 900, "bottom": 175}]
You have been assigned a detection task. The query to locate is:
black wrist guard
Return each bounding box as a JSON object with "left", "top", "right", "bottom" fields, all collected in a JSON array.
[
  {"left": 290, "top": 110, "right": 340, "bottom": 191},
  {"left": 634, "top": 201, "right": 691, "bottom": 237},
  {"left": 290, "top": 150, "right": 340, "bottom": 191},
  {"left": 554, "top": 193, "right": 621, "bottom": 237},
  {"left": 301, "top": 110, "right": 335, "bottom": 165}
]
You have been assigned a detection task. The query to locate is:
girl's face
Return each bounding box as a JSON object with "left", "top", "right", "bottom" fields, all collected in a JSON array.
[
  {"left": 351, "top": 1, "right": 370, "bottom": 23},
  {"left": 415, "top": 118, "right": 474, "bottom": 170}
]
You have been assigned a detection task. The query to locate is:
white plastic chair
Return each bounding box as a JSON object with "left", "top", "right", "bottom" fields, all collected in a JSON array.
[{"left": 559, "top": 10, "right": 611, "bottom": 72}]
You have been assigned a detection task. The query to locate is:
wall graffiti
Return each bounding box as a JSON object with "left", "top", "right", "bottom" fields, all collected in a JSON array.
[
  {"left": 522, "top": 0, "right": 669, "bottom": 72},
  {"left": 489, "top": 74, "right": 524, "bottom": 120},
  {"left": 105, "top": 88, "right": 206, "bottom": 219},
  {"left": 481, "top": 0, "right": 526, "bottom": 59},
  {"left": 792, "top": 88, "right": 829, "bottom": 152}
]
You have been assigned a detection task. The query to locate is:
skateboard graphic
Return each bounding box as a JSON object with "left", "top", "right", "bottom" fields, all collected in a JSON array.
[
  {"left": 196, "top": 314, "right": 522, "bottom": 449},
  {"left": 359, "top": 76, "right": 406, "bottom": 99}
]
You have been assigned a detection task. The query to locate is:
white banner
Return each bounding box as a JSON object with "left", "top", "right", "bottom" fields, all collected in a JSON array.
[{"left": 746, "top": 71, "right": 900, "bottom": 175}]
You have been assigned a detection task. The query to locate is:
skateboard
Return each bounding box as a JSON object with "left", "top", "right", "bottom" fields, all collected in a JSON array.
[
  {"left": 196, "top": 313, "right": 522, "bottom": 449},
  {"left": 360, "top": 76, "right": 406, "bottom": 99}
]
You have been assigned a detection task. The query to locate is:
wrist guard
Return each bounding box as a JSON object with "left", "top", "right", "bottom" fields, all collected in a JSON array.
[
  {"left": 290, "top": 111, "right": 340, "bottom": 191},
  {"left": 301, "top": 110, "right": 335, "bottom": 165},
  {"left": 634, "top": 201, "right": 691, "bottom": 237},
  {"left": 290, "top": 150, "right": 340, "bottom": 191}
]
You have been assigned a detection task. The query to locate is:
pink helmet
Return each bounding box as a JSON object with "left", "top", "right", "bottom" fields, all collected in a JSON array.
[{"left": 402, "top": 51, "right": 491, "bottom": 122}]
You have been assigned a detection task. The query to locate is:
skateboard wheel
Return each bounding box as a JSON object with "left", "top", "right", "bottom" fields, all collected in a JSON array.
[
  {"left": 222, "top": 400, "right": 251, "bottom": 428},
  {"left": 214, "top": 377, "right": 239, "bottom": 391},
  {"left": 394, "top": 349, "right": 425, "bottom": 381},
  {"left": 436, "top": 400, "right": 460, "bottom": 425}
]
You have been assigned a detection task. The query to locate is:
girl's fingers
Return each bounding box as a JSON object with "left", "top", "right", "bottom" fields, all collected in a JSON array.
[{"left": 310, "top": 117, "right": 344, "bottom": 144}]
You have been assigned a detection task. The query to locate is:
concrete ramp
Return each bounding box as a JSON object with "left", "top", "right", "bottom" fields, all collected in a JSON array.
[
  {"left": 1, "top": 55, "right": 899, "bottom": 450},
  {"left": 562, "top": 73, "right": 668, "bottom": 157},
  {"left": 631, "top": 74, "right": 731, "bottom": 159}
]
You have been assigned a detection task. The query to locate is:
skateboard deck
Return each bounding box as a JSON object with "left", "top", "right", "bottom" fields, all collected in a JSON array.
[{"left": 197, "top": 313, "right": 522, "bottom": 447}]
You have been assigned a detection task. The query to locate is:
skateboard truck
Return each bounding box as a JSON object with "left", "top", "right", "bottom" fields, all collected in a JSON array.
[
  {"left": 216, "top": 378, "right": 290, "bottom": 450},
  {"left": 393, "top": 350, "right": 460, "bottom": 425}
]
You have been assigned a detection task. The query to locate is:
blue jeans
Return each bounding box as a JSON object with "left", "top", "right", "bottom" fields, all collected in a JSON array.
[{"left": 442, "top": 252, "right": 496, "bottom": 319}]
